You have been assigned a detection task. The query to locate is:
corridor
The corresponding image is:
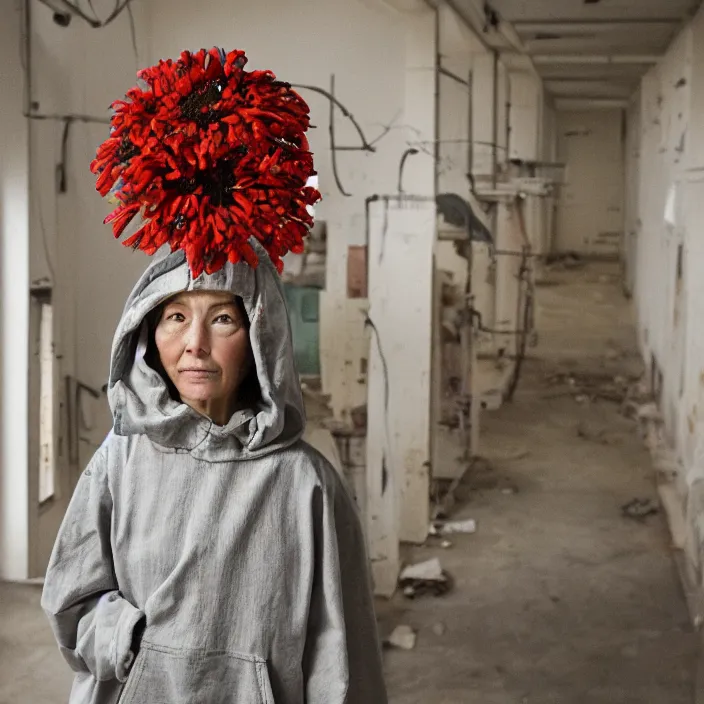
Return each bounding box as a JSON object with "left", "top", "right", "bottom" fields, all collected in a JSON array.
[
  {"left": 3, "top": 0, "right": 704, "bottom": 701},
  {"left": 382, "top": 261, "right": 698, "bottom": 703},
  {"left": 0, "top": 270, "right": 697, "bottom": 704}
]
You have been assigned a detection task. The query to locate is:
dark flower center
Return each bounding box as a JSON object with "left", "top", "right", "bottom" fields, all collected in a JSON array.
[
  {"left": 180, "top": 80, "right": 226, "bottom": 126},
  {"left": 118, "top": 137, "right": 139, "bottom": 163}
]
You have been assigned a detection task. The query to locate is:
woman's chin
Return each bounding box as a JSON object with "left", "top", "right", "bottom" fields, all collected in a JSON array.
[{"left": 178, "top": 384, "right": 221, "bottom": 405}]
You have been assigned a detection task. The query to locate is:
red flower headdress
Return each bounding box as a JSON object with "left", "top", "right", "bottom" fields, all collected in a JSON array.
[{"left": 91, "top": 48, "right": 321, "bottom": 277}]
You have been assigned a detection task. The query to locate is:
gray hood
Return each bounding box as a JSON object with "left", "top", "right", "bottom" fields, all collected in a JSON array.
[{"left": 107, "top": 241, "right": 305, "bottom": 461}]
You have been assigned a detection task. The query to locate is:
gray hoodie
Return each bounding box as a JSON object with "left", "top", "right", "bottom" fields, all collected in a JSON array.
[{"left": 41, "top": 244, "right": 387, "bottom": 704}]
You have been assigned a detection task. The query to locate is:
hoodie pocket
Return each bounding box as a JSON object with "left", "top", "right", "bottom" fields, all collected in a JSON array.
[{"left": 119, "top": 641, "right": 275, "bottom": 704}]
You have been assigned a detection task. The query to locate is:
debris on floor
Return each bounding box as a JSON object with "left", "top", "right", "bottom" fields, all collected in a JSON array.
[
  {"left": 432, "top": 519, "right": 477, "bottom": 535},
  {"left": 621, "top": 498, "right": 660, "bottom": 521},
  {"left": 399, "top": 558, "right": 453, "bottom": 599},
  {"left": 576, "top": 421, "right": 623, "bottom": 445},
  {"left": 385, "top": 625, "right": 417, "bottom": 651},
  {"left": 430, "top": 457, "right": 485, "bottom": 519},
  {"left": 543, "top": 369, "right": 634, "bottom": 404},
  {"left": 400, "top": 558, "right": 444, "bottom": 581},
  {"left": 624, "top": 388, "right": 668, "bottom": 455},
  {"left": 621, "top": 379, "right": 658, "bottom": 420},
  {"left": 545, "top": 251, "right": 584, "bottom": 270},
  {"left": 651, "top": 449, "right": 679, "bottom": 484},
  {"left": 431, "top": 455, "right": 519, "bottom": 517},
  {"left": 431, "top": 622, "right": 446, "bottom": 637},
  {"left": 636, "top": 402, "right": 661, "bottom": 422}
]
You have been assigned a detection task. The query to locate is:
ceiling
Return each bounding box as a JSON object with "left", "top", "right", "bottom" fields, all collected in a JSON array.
[{"left": 474, "top": 0, "right": 702, "bottom": 106}]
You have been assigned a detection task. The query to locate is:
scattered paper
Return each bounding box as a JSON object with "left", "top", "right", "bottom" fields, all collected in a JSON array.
[
  {"left": 438, "top": 519, "right": 477, "bottom": 535},
  {"left": 386, "top": 625, "right": 416, "bottom": 650},
  {"left": 400, "top": 558, "right": 445, "bottom": 582}
]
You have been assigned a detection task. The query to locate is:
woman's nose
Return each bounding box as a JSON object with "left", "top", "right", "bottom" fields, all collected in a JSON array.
[{"left": 184, "top": 321, "right": 210, "bottom": 356}]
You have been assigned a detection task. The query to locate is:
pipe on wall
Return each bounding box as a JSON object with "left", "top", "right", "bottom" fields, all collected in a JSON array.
[
  {"left": 492, "top": 49, "right": 499, "bottom": 190},
  {"left": 533, "top": 55, "right": 660, "bottom": 65}
]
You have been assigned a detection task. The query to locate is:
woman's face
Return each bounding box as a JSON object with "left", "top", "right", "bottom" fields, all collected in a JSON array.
[{"left": 154, "top": 291, "right": 252, "bottom": 425}]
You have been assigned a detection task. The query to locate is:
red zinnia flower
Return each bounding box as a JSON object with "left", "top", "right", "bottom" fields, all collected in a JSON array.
[{"left": 91, "top": 48, "right": 321, "bottom": 277}]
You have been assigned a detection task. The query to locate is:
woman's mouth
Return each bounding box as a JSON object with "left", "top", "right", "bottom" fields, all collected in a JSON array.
[{"left": 179, "top": 369, "right": 218, "bottom": 379}]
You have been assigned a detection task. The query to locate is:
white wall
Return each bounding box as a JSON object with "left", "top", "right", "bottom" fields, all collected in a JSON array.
[
  {"left": 624, "top": 92, "right": 641, "bottom": 297},
  {"left": 26, "top": 0, "right": 414, "bottom": 441},
  {"left": 12, "top": 0, "right": 550, "bottom": 584},
  {"left": 509, "top": 70, "right": 542, "bottom": 162},
  {"left": 627, "top": 6, "right": 704, "bottom": 587},
  {"left": 15, "top": 0, "right": 450, "bottom": 581},
  {"left": 17, "top": 0, "right": 153, "bottom": 578},
  {"left": 555, "top": 110, "right": 625, "bottom": 256},
  {"left": 631, "top": 23, "right": 691, "bottom": 436},
  {"left": 437, "top": 2, "right": 486, "bottom": 198},
  {"left": 28, "top": 0, "right": 152, "bottom": 463},
  {"left": 680, "top": 4, "right": 704, "bottom": 499},
  {"left": 146, "top": 0, "right": 413, "bottom": 426},
  {"left": 0, "top": 0, "right": 30, "bottom": 580},
  {"left": 472, "top": 53, "right": 509, "bottom": 184},
  {"left": 542, "top": 96, "right": 558, "bottom": 164}
]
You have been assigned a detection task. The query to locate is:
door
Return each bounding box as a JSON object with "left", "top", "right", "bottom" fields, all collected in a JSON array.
[
  {"left": 29, "top": 288, "right": 72, "bottom": 577},
  {"left": 556, "top": 110, "right": 625, "bottom": 256}
]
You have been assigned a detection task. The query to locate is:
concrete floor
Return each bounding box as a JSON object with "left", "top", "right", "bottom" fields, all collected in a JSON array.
[
  {"left": 382, "top": 262, "right": 698, "bottom": 703},
  {"left": 0, "top": 262, "right": 698, "bottom": 703},
  {"left": 0, "top": 581, "right": 74, "bottom": 702}
]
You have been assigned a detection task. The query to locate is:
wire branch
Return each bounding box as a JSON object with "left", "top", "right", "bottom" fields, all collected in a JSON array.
[
  {"left": 291, "top": 82, "right": 376, "bottom": 153},
  {"left": 35, "top": 0, "right": 134, "bottom": 28},
  {"left": 25, "top": 111, "right": 110, "bottom": 124},
  {"left": 327, "top": 75, "right": 351, "bottom": 197}
]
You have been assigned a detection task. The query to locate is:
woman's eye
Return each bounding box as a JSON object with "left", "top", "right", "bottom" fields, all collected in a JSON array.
[
  {"left": 214, "top": 314, "right": 235, "bottom": 324},
  {"left": 166, "top": 312, "right": 185, "bottom": 322}
]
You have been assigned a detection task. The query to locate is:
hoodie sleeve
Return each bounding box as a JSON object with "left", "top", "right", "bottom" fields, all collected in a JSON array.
[
  {"left": 41, "top": 446, "right": 145, "bottom": 683},
  {"left": 303, "top": 468, "right": 388, "bottom": 704}
]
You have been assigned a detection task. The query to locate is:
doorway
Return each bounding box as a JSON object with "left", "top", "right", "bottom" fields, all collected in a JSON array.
[{"left": 28, "top": 288, "right": 70, "bottom": 577}]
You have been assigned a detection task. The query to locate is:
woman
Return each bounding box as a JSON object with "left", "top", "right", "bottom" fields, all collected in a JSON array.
[{"left": 41, "top": 48, "right": 387, "bottom": 704}]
